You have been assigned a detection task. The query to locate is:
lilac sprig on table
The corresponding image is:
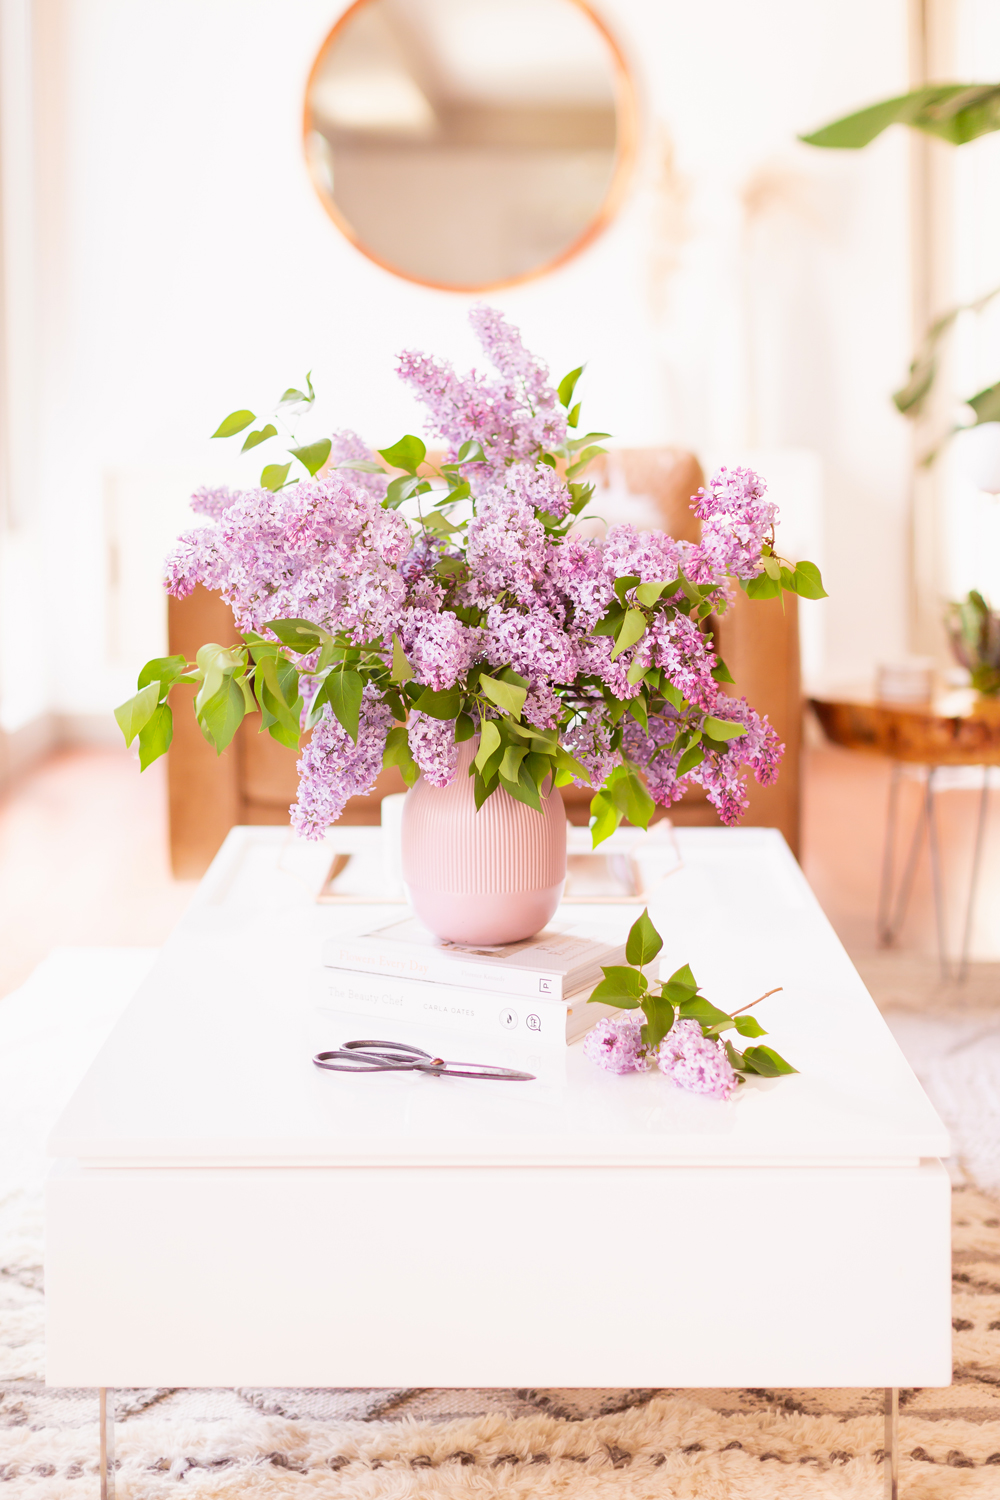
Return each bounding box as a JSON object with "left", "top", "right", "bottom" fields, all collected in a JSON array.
[
  {"left": 113, "top": 307, "right": 826, "bottom": 845},
  {"left": 584, "top": 909, "right": 796, "bottom": 1099}
]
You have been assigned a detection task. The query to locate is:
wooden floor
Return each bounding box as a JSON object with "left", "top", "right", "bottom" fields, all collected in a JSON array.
[{"left": 1, "top": 739, "right": 999, "bottom": 999}]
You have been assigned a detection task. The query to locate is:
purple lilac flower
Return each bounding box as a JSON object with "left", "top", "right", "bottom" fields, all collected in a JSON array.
[
  {"left": 582, "top": 1011, "right": 650, "bottom": 1074},
  {"left": 399, "top": 608, "right": 482, "bottom": 692},
  {"left": 656, "top": 1018, "right": 738, "bottom": 1100},
  {"left": 693, "top": 466, "right": 778, "bottom": 580},
  {"left": 189, "top": 485, "right": 236, "bottom": 521},
  {"left": 291, "top": 689, "right": 393, "bottom": 840},
  {"left": 328, "top": 429, "right": 389, "bottom": 499},
  {"left": 407, "top": 711, "right": 459, "bottom": 787},
  {"left": 563, "top": 709, "right": 619, "bottom": 788}
]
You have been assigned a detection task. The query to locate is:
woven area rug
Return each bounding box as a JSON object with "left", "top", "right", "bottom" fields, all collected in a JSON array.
[{"left": 3, "top": 950, "right": 1000, "bottom": 1494}]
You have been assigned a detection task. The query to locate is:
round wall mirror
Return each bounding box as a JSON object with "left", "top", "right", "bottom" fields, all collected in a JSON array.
[{"left": 304, "top": 0, "right": 635, "bottom": 291}]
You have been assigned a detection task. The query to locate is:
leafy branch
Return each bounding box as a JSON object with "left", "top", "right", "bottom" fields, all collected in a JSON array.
[{"left": 589, "top": 908, "right": 796, "bottom": 1079}]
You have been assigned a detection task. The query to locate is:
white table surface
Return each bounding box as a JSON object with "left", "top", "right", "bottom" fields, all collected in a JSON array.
[
  {"left": 44, "top": 825, "right": 953, "bottom": 1389},
  {"left": 48, "top": 825, "right": 948, "bottom": 1169}
]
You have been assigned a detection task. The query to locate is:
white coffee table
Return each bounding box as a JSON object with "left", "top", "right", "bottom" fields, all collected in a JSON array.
[{"left": 45, "top": 825, "right": 950, "bottom": 1499}]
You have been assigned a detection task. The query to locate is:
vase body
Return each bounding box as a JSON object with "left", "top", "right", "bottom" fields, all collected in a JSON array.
[{"left": 400, "top": 738, "right": 566, "bottom": 944}]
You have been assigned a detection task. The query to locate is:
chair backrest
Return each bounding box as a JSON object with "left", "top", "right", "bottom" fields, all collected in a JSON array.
[{"left": 165, "top": 448, "right": 800, "bottom": 876}]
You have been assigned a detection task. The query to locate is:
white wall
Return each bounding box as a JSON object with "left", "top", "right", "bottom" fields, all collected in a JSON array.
[{"left": 0, "top": 0, "right": 914, "bottom": 728}]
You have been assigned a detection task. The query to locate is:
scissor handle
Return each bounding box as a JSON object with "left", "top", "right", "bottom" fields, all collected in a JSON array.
[
  {"left": 313, "top": 1039, "right": 535, "bottom": 1082},
  {"left": 313, "top": 1048, "right": 416, "bottom": 1072}
]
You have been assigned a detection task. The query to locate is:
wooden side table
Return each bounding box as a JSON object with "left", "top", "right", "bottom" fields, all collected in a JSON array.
[{"left": 810, "top": 691, "right": 1000, "bottom": 978}]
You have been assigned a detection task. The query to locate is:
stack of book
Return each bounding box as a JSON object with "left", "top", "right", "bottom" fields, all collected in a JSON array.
[{"left": 318, "top": 917, "right": 627, "bottom": 1050}]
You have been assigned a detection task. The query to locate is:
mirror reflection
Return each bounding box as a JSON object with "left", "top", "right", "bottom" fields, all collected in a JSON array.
[{"left": 305, "top": 0, "right": 632, "bottom": 289}]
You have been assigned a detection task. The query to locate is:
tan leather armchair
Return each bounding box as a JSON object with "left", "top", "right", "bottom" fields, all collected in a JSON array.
[{"left": 166, "top": 449, "right": 800, "bottom": 876}]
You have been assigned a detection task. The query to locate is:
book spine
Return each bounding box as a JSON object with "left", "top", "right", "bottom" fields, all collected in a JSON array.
[
  {"left": 320, "top": 941, "right": 565, "bottom": 999},
  {"left": 317, "top": 970, "right": 577, "bottom": 1048}
]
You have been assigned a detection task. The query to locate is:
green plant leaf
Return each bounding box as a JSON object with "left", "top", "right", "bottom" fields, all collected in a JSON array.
[
  {"left": 114, "top": 681, "right": 161, "bottom": 746},
  {"left": 593, "top": 604, "right": 625, "bottom": 638},
  {"left": 455, "top": 712, "right": 475, "bottom": 742},
  {"left": 499, "top": 758, "right": 542, "bottom": 812},
  {"left": 241, "top": 423, "right": 277, "bottom": 453},
  {"left": 663, "top": 962, "right": 697, "bottom": 990},
  {"left": 421, "top": 510, "right": 462, "bottom": 535},
  {"left": 412, "top": 684, "right": 461, "bottom": 721},
  {"left": 627, "top": 695, "right": 648, "bottom": 732},
  {"left": 589, "top": 964, "right": 647, "bottom": 1006},
  {"left": 625, "top": 907, "right": 663, "bottom": 967},
  {"left": 378, "top": 434, "right": 427, "bottom": 473},
  {"left": 703, "top": 716, "right": 749, "bottom": 742},
  {"left": 676, "top": 744, "right": 705, "bottom": 777},
  {"left": 677, "top": 996, "right": 735, "bottom": 1031},
  {"left": 744, "top": 571, "right": 780, "bottom": 600},
  {"left": 613, "top": 575, "right": 640, "bottom": 604},
  {"left": 383, "top": 724, "right": 419, "bottom": 784},
  {"left": 500, "top": 744, "right": 527, "bottom": 784},
  {"left": 254, "top": 654, "right": 301, "bottom": 737},
  {"left": 565, "top": 445, "right": 606, "bottom": 479},
  {"left": 290, "top": 438, "right": 332, "bottom": 477},
  {"left": 197, "top": 674, "right": 247, "bottom": 755},
  {"left": 137, "top": 702, "right": 173, "bottom": 769},
  {"left": 261, "top": 462, "right": 292, "bottom": 491},
  {"left": 391, "top": 633, "right": 414, "bottom": 683},
  {"left": 968, "top": 381, "right": 1000, "bottom": 425},
  {"left": 567, "top": 401, "right": 581, "bottom": 428},
  {"left": 740, "top": 1044, "right": 798, "bottom": 1077},
  {"left": 475, "top": 718, "right": 502, "bottom": 772},
  {"left": 626, "top": 658, "right": 648, "bottom": 686},
  {"left": 479, "top": 672, "right": 527, "bottom": 720},
  {"left": 733, "top": 1013, "right": 767, "bottom": 1038},
  {"left": 456, "top": 439, "right": 486, "bottom": 464},
  {"left": 711, "top": 657, "right": 735, "bottom": 683},
  {"left": 384, "top": 473, "right": 426, "bottom": 508},
  {"left": 800, "top": 82, "right": 1000, "bottom": 150},
  {"left": 635, "top": 581, "right": 668, "bottom": 607},
  {"left": 211, "top": 409, "right": 255, "bottom": 439},
  {"left": 136, "top": 655, "right": 188, "bottom": 693},
  {"left": 557, "top": 365, "right": 584, "bottom": 407},
  {"left": 610, "top": 607, "right": 646, "bottom": 661},
  {"left": 762, "top": 554, "right": 781, "bottom": 581},
  {"left": 589, "top": 787, "right": 622, "bottom": 847},
  {"left": 326, "top": 669, "right": 364, "bottom": 743},
  {"left": 279, "top": 374, "right": 315, "bottom": 406},
  {"left": 338, "top": 458, "right": 386, "bottom": 473},
  {"left": 639, "top": 991, "right": 675, "bottom": 1049},
  {"left": 265, "top": 618, "right": 329, "bottom": 654},
  {"left": 790, "top": 560, "right": 828, "bottom": 599},
  {"left": 607, "top": 762, "right": 655, "bottom": 830}
]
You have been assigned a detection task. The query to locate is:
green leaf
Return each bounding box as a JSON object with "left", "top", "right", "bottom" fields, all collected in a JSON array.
[
  {"left": 265, "top": 618, "right": 328, "bottom": 654},
  {"left": 607, "top": 761, "right": 655, "bottom": 830},
  {"left": 383, "top": 724, "right": 419, "bottom": 784},
  {"left": 384, "top": 474, "right": 427, "bottom": 509},
  {"left": 114, "top": 682, "right": 161, "bottom": 746},
  {"left": 456, "top": 439, "right": 486, "bottom": 464},
  {"left": 740, "top": 1044, "right": 798, "bottom": 1077},
  {"left": 261, "top": 462, "right": 292, "bottom": 492},
  {"left": 968, "top": 381, "right": 1000, "bottom": 425},
  {"left": 662, "top": 681, "right": 686, "bottom": 711},
  {"left": 703, "top": 716, "right": 749, "bottom": 743},
  {"left": 194, "top": 642, "right": 246, "bottom": 716},
  {"left": 589, "top": 787, "right": 623, "bottom": 847},
  {"left": 338, "top": 458, "right": 386, "bottom": 473},
  {"left": 744, "top": 571, "right": 781, "bottom": 600},
  {"left": 626, "top": 658, "right": 648, "bottom": 686},
  {"left": 589, "top": 965, "right": 647, "bottom": 1006},
  {"left": 412, "top": 684, "right": 461, "bottom": 721},
  {"left": 567, "top": 401, "right": 581, "bottom": 428},
  {"left": 254, "top": 654, "right": 301, "bottom": 737},
  {"left": 790, "top": 559, "right": 828, "bottom": 599},
  {"left": 290, "top": 438, "right": 332, "bottom": 477},
  {"left": 500, "top": 744, "right": 527, "bottom": 784},
  {"left": 326, "top": 669, "right": 364, "bottom": 743},
  {"left": 565, "top": 445, "right": 606, "bottom": 479},
  {"left": 391, "top": 633, "right": 414, "bottom": 683},
  {"left": 800, "top": 82, "right": 1000, "bottom": 150},
  {"left": 475, "top": 717, "right": 502, "bottom": 772},
  {"left": 479, "top": 672, "right": 527, "bottom": 720},
  {"left": 137, "top": 702, "right": 173, "bottom": 770},
  {"left": 378, "top": 434, "right": 427, "bottom": 473},
  {"left": 610, "top": 607, "right": 646, "bottom": 661},
  {"left": 197, "top": 674, "right": 247, "bottom": 755},
  {"left": 211, "top": 409, "right": 255, "bottom": 439},
  {"left": 613, "top": 574, "right": 641, "bottom": 604},
  {"left": 678, "top": 996, "right": 734, "bottom": 1031},
  {"left": 279, "top": 374, "right": 315, "bottom": 406},
  {"left": 567, "top": 431, "right": 613, "bottom": 451},
  {"left": 663, "top": 962, "right": 697, "bottom": 992},
  {"left": 733, "top": 1013, "right": 767, "bottom": 1038},
  {"left": 136, "top": 655, "right": 188, "bottom": 692},
  {"left": 625, "top": 907, "right": 663, "bottom": 967},
  {"left": 593, "top": 604, "right": 625, "bottom": 638},
  {"left": 635, "top": 581, "right": 668, "bottom": 608},
  {"left": 639, "top": 992, "right": 675, "bottom": 1049},
  {"left": 455, "top": 711, "right": 475, "bottom": 742},
  {"left": 241, "top": 423, "right": 277, "bottom": 453},
  {"left": 711, "top": 657, "right": 735, "bottom": 684},
  {"left": 627, "top": 695, "right": 648, "bottom": 732},
  {"left": 557, "top": 365, "right": 584, "bottom": 408},
  {"left": 762, "top": 554, "right": 781, "bottom": 581},
  {"left": 676, "top": 744, "right": 705, "bottom": 777},
  {"left": 421, "top": 510, "right": 462, "bottom": 536},
  {"left": 499, "top": 759, "right": 542, "bottom": 812}
]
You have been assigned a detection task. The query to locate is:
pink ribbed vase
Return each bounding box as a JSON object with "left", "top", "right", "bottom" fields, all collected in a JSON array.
[{"left": 400, "top": 737, "right": 567, "bottom": 945}]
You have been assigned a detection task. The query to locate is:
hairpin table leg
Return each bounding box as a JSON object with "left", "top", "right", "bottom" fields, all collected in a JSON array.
[
  {"left": 100, "top": 1388, "right": 115, "bottom": 1500},
  {"left": 884, "top": 1387, "right": 898, "bottom": 1499}
]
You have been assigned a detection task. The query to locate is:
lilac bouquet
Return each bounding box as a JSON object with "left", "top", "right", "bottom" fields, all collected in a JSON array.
[
  {"left": 584, "top": 909, "right": 795, "bottom": 1098},
  {"left": 115, "top": 307, "right": 825, "bottom": 844}
]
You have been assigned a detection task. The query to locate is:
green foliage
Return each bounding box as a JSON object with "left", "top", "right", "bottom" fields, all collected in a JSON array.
[
  {"left": 800, "top": 83, "right": 1000, "bottom": 149},
  {"left": 241, "top": 424, "right": 277, "bottom": 453},
  {"left": 391, "top": 633, "right": 414, "bottom": 683},
  {"left": 212, "top": 410, "right": 255, "bottom": 438},
  {"left": 479, "top": 671, "right": 527, "bottom": 720},
  {"left": 261, "top": 462, "right": 291, "bottom": 492},
  {"left": 290, "top": 438, "right": 332, "bottom": 477},
  {"left": 378, "top": 434, "right": 427, "bottom": 473},
  {"left": 557, "top": 365, "right": 584, "bottom": 407},
  {"left": 137, "top": 703, "right": 173, "bottom": 769},
  {"left": 587, "top": 909, "right": 796, "bottom": 1084}
]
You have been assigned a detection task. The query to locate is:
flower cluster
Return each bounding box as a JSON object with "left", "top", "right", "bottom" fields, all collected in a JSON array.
[
  {"left": 583, "top": 1012, "right": 738, "bottom": 1100},
  {"left": 126, "top": 306, "right": 822, "bottom": 845}
]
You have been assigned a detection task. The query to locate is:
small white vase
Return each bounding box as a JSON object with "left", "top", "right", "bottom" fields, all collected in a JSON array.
[{"left": 400, "top": 738, "right": 566, "bottom": 945}]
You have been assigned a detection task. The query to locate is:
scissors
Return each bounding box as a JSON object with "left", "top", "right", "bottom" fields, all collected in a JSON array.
[{"left": 312, "top": 1038, "right": 535, "bottom": 1082}]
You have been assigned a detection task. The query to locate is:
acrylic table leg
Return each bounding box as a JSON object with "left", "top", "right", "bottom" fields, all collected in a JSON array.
[
  {"left": 883, "top": 1387, "right": 898, "bottom": 1499},
  {"left": 99, "top": 1388, "right": 115, "bottom": 1500}
]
